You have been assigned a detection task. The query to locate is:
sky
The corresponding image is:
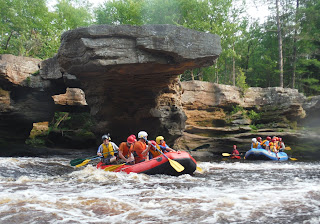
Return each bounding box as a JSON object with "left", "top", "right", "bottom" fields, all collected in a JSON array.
[{"left": 48, "top": 0, "right": 270, "bottom": 23}]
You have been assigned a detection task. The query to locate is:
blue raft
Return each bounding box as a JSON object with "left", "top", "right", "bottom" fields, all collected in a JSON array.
[{"left": 245, "top": 148, "right": 288, "bottom": 161}]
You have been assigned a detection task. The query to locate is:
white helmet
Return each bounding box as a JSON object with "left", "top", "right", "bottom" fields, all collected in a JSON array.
[
  {"left": 252, "top": 138, "right": 257, "bottom": 143},
  {"left": 138, "top": 131, "right": 148, "bottom": 139}
]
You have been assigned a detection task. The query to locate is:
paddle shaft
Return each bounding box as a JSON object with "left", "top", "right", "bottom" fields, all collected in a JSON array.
[{"left": 70, "top": 150, "right": 118, "bottom": 166}]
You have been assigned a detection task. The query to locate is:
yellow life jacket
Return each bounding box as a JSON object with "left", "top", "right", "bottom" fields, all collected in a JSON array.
[
  {"left": 269, "top": 142, "right": 278, "bottom": 152},
  {"left": 101, "top": 142, "right": 114, "bottom": 157},
  {"left": 252, "top": 142, "right": 259, "bottom": 148},
  {"left": 261, "top": 140, "right": 268, "bottom": 148},
  {"left": 149, "top": 144, "right": 161, "bottom": 158}
]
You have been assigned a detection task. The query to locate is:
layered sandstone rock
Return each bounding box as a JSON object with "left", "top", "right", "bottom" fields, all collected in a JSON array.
[
  {"left": 57, "top": 24, "right": 221, "bottom": 143},
  {"left": 176, "top": 80, "right": 319, "bottom": 156},
  {"left": 0, "top": 54, "right": 88, "bottom": 144},
  {"left": 0, "top": 54, "right": 56, "bottom": 143}
]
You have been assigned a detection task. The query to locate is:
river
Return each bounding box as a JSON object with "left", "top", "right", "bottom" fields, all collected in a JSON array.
[{"left": 0, "top": 150, "right": 320, "bottom": 224}]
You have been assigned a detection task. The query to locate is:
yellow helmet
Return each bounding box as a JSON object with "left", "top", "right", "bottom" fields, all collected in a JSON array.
[{"left": 156, "top": 136, "right": 164, "bottom": 144}]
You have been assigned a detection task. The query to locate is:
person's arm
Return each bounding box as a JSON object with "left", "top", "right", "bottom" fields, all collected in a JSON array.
[
  {"left": 118, "top": 143, "right": 128, "bottom": 162},
  {"left": 159, "top": 144, "right": 175, "bottom": 152},
  {"left": 97, "top": 145, "right": 103, "bottom": 156},
  {"left": 164, "top": 144, "right": 176, "bottom": 152},
  {"left": 127, "top": 152, "right": 134, "bottom": 163},
  {"left": 111, "top": 142, "right": 119, "bottom": 153},
  {"left": 142, "top": 143, "right": 150, "bottom": 156}
]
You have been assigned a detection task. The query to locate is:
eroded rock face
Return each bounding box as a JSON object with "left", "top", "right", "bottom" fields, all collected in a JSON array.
[
  {"left": 57, "top": 25, "right": 221, "bottom": 143},
  {"left": 0, "top": 55, "right": 56, "bottom": 143},
  {"left": 176, "top": 80, "right": 319, "bottom": 154}
]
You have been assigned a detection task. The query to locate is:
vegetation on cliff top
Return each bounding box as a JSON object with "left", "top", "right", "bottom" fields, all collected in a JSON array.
[{"left": 0, "top": 0, "right": 319, "bottom": 96}]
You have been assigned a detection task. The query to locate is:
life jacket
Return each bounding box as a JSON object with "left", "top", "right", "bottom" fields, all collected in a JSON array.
[
  {"left": 131, "top": 141, "right": 147, "bottom": 163},
  {"left": 149, "top": 144, "right": 161, "bottom": 158},
  {"left": 252, "top": 142, "right": 259, "bottom": 149},
  {"left": 101, "top": 142, "right": 115, "bottom": 157},
  {"left": 269, "top": 142, "right": 278, "bottom": 152},
  {"left": 232, "top": 149, "right": 239, "bottom": 155},
  {"left": 277, "top": 141, "right": 284, "bottom": 150},
  {"left": 119, "top": 142, "right": 131, "bottom": 158},
  {"left": 261, "top": 140, "right": 268, "bottom": 149}
]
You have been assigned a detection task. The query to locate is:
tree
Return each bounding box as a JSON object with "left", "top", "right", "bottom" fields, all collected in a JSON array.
[
  {"left": 0, "top": 0, "right": 94, "bottom": 59},
  {"left": 276, "top": 0, "right": 284, "bottom": 87},
  {"left": 0, "top": 0, "right": 55, "bottom": 58}
]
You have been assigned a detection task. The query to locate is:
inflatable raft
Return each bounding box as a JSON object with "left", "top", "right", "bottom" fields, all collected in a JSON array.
[
  {"left": 245, "top": 148, "right": 288, "bottom": 161},
  {"left": 97, "top": 151, "right": 197, "bottom": 176}
]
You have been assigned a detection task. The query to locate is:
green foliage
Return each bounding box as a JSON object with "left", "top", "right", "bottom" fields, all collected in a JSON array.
[
  {"left": 50, "top": 112, "right": 95, "bottom": 131},
  {"left": 236, "top": 68, "right": 248, "bottom": 90},
  {"left": 230, "top": 105, "right": 244, "bottom": 115},
  {"left": 26, "top": 77, "right": 31, "bottom": 86},
  {"left": 247, "top": 110, "right": 261, "bottom": 123},
  {"left": 25, "top": 137, "right": 46, "bottom": 146},
  {"left": 0, "top": 0, "right": 93, "bottom": 59},
  {"left": 0, "top": 0, "right": 319, "bottom": 96},
  {"left": 249, "top": 124, "right": 258, "bottom": 132}
]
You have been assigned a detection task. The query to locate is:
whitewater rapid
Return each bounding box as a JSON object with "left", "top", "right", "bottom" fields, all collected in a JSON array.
[{"left": 0, "top": 155, "right": 320, "bottom": 224}]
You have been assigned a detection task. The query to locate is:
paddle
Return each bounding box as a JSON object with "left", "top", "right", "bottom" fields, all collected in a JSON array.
[
  {"left": 147, "top": 139, "right": 185, "bottom": 173},
  {"left": 222, "top": 153, "right": 242, "bottom": 157},
  {"left": 104, "top": 163, "right": 125, "bottom": 172},
  {"left": 196, "top": 166, "right": 203, "bottom": 173},
  {"left": 75, "top": 156, "right": 102, "bottom": 168},
  {"left": 70, "top": 151, "right": 117, "bottom": 167},
  {"left": 70, "top": 155, "right": 101, "bottom": 167}
]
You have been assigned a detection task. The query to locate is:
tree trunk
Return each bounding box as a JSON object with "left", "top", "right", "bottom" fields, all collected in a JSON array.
[
  {"left": 191, "top": 69, "right": 194, "bottom": 80},
  {"left": 292, "top": 0, "right": 299, "bottom": 88},
  {"left": 215, "top": 59, "right": 219, "bottom": 84},
  {"left": 232, "top": 41, "right": 236, "bottom": 86},
  {"left": 5, "top": 31, "right": 14, "bottom": 50},
  {"left": 276, "top": 0, "right": 284, "bottom": 88}
]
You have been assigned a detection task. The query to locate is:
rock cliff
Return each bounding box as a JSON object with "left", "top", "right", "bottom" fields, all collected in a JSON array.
[
  {"left": 0, "top": 54, "right": 87, "bottom": 144},
  {"left": 176, "top": 80, "right": 320, "bottom": 158},
  {"left": 57, "top": 24, "right": 221, "bottom": 143}
]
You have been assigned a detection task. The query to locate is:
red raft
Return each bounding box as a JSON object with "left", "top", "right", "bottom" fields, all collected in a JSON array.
[{"left": 97, "top": 151, "right": 197, "bottom": 176}]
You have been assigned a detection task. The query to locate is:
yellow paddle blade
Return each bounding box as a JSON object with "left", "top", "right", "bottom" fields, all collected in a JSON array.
[
  {"left": 196, "top": 166, "right": 203, "bottom": 173},
  {"left": 290, "top": 157, "right": 298, "bottom": 161},
  {"left": 168, "top": 159, "right": 184, "bottom": 172},
  {"left": 104, "top": 164, "right": 125, "bottom": 172},
  {"left": 222, "top": 153, "right": 231, "bottom": 157},
  {"left": 75, "top": 159, "right": 90, "bottom": 167},
  {"left": 285, "top": 146, "right": 291, "bottom": 150}
]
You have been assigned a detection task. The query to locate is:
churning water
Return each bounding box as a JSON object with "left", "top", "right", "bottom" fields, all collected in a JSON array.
[{"left": 0, "top": 152, "right": 320, "bottom": 224}]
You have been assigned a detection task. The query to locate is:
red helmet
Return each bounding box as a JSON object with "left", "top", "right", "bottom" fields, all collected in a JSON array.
[
  {"left": 272, "top": 138, "right": 276, "bottom": 142},
  {"left": 129, "top": 134, "right": 137, "bottom": 141},
  {"left": 127, "top": 136, "right": 135, "bottom": 144},
  {"left": 257, "top": 137, "right": 262, "bottom": 141},
  {"left": 267, "top": 136, "right": 271, "bottom": 141},
  {"left": 149, "top": 140, "right": 157, "bottom": 147},
  {"left": 279, "top": 138, "right": 282, "bottom": 142}
]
